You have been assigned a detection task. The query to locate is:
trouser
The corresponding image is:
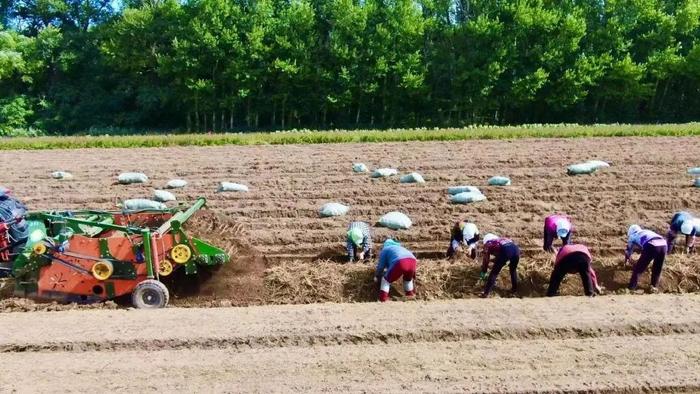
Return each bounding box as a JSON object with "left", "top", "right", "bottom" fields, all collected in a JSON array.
[
  {"left": 546, "top": 252, "right": 594, "bottom": 296},
  {"left": 379, "top": 258, "right": 417, "bottom": 302},
  {"left": 483, "top": 244, "right": 520, "bottom": 296},
  {"left": 543, "top": 227, "right": 570, "bottom": 252},
  {"left": 629, "top": 242, "right": 667, "bottom": 289}
]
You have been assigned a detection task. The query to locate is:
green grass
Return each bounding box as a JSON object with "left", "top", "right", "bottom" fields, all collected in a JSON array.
[{"left": 2, "top": 123, "right": 699, "bottom": 150}]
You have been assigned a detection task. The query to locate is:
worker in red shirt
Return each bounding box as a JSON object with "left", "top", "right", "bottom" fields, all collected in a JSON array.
[
  {"left": 546, "top": 244, "right": 602, "bottom": 297},
  {"left": 480, "top": 233, "right": 520, "bottom": 297}
]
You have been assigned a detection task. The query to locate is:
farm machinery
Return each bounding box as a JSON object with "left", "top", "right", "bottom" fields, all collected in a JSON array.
[{"left": 0, "top": 195, "right": 228, "bottom": 308}]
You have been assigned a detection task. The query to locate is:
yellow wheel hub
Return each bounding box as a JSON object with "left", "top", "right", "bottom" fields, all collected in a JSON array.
[
  {"left": 158, "top": 260, "right": 174, "bottom": 276},
  {"left": 91, "top": 261, "right": 114, "bottom": 281},
  {"left": 170, "top": 244, "right": 192, "bottom": 264},
  {"left": 32, "top": 243, "right": 47, "bottom": 255}
]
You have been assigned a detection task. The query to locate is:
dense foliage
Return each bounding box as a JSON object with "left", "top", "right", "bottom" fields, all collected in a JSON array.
[{"left": 1, "top": 0, "right": 699, "bottom": 134}]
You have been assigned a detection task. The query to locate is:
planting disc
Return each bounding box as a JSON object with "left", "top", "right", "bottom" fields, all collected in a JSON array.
[
  {"left": 158, "top": 260, "right": 174, "bottom": 276},
  {"left": 170, "top": 244, "right": 192, "bottom": 264}
]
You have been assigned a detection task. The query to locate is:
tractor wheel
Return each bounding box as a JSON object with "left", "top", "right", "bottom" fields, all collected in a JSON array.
[{"left": 131, "top": 279, "right": 170, "bottom": 309}]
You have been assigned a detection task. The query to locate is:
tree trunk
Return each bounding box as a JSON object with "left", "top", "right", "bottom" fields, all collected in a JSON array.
[
  {"left": 220, "top": 111, "right": 224, "bottom": 131},
  {"left": 246, "top": 99, "right": 251, "bottom": 128},
  {"left": 187, "top": 112, "right": 192, "bottom": 132},
  {"left": 195, "top": 98, "right": 200, "bottom": 131},
  {"left": 355, "top": 99, "right": 361, "bottom": 125},
  {"left": 658, "top": 79, "right": 670, "bottom": 117},
  {"left": 272, "top": 101, "right": 277, "bottom": 127},
  {"left": 204, "top": 113, "right": 207, "bottom": 132},
  {"left": 281, "top": 96, "right": 287, "bottom": 129},
  {"left": 230, "top": 105, "right": 234, "bottom": 130}
]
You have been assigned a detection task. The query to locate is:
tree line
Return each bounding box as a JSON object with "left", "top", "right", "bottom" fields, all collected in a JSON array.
[{"left": 1, "top": 0, "right": 699, "bottom": 135}]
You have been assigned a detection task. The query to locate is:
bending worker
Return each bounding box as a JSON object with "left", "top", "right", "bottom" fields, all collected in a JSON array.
[
  {"left": 547, "top": 243, "right": 602, "bottom": 297},
  {"left": 346, "top": 221, "right": 373, "bottom": 263},
  {"left": 374, "top": 239, "right": 417, "bottom": 302},
  {"left": 626, "top": 224, "right": 667, "bottom": 291},
  {"left": 0, "top": 186, "right": 28, "bottom": 277},
  {"left": 446, "top": 220, "right": 479, "bottom": 258},
  {"left": 543, "top": 213, "right": 574, "bottom": 253},
  {"left": 480, "top": 233, "right": 520, "bottom": 297},
  {"left": 666, "top": 211, "right": 698, "bottom": 254}
]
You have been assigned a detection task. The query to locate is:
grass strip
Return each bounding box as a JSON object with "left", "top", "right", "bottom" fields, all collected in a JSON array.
[{"left": 1, "top": 123, "right": 699, "bottom": 150}]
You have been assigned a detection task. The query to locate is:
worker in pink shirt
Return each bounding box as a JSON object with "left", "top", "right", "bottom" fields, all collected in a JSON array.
[
  {"left": 543, "top": 214, "right": 574, "bottom": 253},
  {"left": 546, "top": 244, "right": 602, "bottom": 297}
]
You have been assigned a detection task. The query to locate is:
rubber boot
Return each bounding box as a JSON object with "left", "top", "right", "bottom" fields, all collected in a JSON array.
[{"left": 379, "top": 291, "right": 390, "bottom": 302}]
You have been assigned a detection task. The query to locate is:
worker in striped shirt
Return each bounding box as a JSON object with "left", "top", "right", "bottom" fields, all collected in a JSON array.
[
  {"left": 626, "top": 224, "right": 668, "bottom": 291},
  {"left": 346, "top": 221, "right": 373, "bottom": 263},
  {"left": 480, "top": 233, "right": 520, "bottom": 297}
]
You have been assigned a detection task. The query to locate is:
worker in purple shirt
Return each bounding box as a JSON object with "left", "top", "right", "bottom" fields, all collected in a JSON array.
[
  {"left": 666, "top": 211, "right": 698, "bottom": 254},
  {"left": 543, "top": 214, "right": 574, "bottom": 253},
  {"left": 374, "top": 239, "right": 417, "bottom": 302},
  {"left": 626, "top": 224, "right": 668, "bottom": 291},
  {"left": 480, "top": 233, "right": 520, "bottom": 297}
]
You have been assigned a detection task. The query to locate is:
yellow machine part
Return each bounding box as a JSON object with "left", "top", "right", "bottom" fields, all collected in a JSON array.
[
  {"left": 32, "top": 243, "right": 47, "bottom": 255},
  {"left": 91, "top": 261, "right": 114, "bottom": 281},
  {"left": 170, "top": 244, "right": 192, "bottom": 264},
  {"left": 158, "top": 260, "right": 174, "bottom": 276}
]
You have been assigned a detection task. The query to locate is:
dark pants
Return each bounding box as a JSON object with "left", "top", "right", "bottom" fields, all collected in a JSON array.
[
  {"left": 543, "top": 227, "right": 570, "bottom": 252},
  {"left": 629, "top": 242, "right": 667, "bottom": 289},
  {"left": 547, "top": 252, "right": 594, "bottom": 296},
  {"left": 483, "top": 243, "right": 520, "bottom": 296}
]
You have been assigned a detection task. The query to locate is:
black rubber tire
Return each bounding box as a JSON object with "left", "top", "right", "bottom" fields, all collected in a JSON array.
[{"left": 131, "top": 279, "right": 169, "bottom": 309}]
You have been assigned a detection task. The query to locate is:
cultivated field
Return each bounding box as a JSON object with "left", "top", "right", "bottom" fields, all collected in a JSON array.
[
  {"left": 0, "top": 136, "right": 698, "bottom": 305},
  {"left": 1, "top": 295, "right": 700, "bottom": 392}
]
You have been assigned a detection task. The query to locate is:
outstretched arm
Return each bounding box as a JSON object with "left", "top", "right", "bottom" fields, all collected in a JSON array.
[
  {"left": 346, "top": 239, "right": 355, "bottom": 262},
  {"left": 624, "top": 240, "right": 635, "bottom": 262},
  {"left": 667, "top": 228, "right": 677, "bottom": 253},
  {"left": 686, "top": 234, "right": 695, "bottom": 253},
  {"left": 375, "top": 253, "right": 387, "bottom": 278},
  {"left": 543, "top": 226, "right": 554, "bottom": 252},
  {"left": 481, "top": 246, "right": 491, "bottom": 274}
]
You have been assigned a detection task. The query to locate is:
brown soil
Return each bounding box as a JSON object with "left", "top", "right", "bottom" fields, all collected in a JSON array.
[
  {"left": 0, "top": 137, "right": 699, "bottom": 305},
  {"left": 1, "top": 294, "right": 699, "bottom": 392}
]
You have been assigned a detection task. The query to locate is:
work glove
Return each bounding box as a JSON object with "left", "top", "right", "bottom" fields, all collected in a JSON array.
[
  {"left": 373, "top": 276, "right": 379, "bottom": 283},
  {"left": 358, "top": 251, "right": 365, "bottom": 260},
  {"left": 479, "top": 271, "right": 487, "bottom": 281}
]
